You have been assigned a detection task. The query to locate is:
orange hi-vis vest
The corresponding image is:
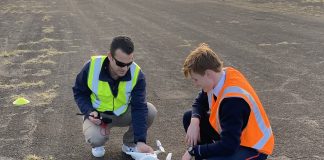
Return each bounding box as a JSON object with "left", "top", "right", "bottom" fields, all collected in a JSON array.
[{"left": 209, "top": 67, "right": 274, "bottom": 155}]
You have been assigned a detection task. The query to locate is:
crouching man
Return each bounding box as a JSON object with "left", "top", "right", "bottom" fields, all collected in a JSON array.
[
  {"left": 181, "top": 43, "right": 274, "bottom": 160},
  {"left": 73, "top": 36, "right": 157, "bottom": 158}
]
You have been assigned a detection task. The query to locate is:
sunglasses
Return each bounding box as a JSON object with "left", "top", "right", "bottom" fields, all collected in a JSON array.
[{"left": 113, "top": 57, "right": 133, "bottom": 68}]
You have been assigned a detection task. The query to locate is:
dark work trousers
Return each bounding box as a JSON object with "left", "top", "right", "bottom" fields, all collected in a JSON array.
[{"left": 183, "top": 110, "right": 268, "bottom": 160}]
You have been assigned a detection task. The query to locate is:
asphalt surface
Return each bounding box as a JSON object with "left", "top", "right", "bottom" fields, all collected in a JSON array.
[{"left": 0, "top": 0, "right": 323, "bottom": 159}]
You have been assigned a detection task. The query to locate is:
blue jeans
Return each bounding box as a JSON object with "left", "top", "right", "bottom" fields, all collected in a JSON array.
[{"left": 183, "top": 110, "right": 268, "bottom": 160}]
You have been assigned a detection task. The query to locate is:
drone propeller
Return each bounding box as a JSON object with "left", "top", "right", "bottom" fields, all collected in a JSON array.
[
  {"left": 156, "top": 140, "right": 165, "bottom": 153},
  {"left": 166, "top": 153, "right": 172, "bottom": 160}
]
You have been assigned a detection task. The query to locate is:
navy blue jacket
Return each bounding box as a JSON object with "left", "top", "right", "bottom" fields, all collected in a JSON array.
[
  {"left": 72, "top": 57, "right": 148, "bottom": 143},
  {"left": 192, "top": 91, "right": 251, "bottom": 158}
]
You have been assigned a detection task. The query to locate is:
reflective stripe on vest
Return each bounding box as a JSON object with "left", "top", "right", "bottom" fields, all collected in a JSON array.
[
  {"left": 220, "top": 86, "right": 273, "bottom": 150},
  {"left": 90, "top": 56, "right": 105, "bottom": 98},
  {"left": 87, "top": 56, "right": 140, "bottom": 116}
]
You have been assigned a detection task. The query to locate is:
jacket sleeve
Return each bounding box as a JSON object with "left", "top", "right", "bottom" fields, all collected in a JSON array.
[
  {"left": 72, "top": 61, "right": 95, "bottom": 118},
  {"left": 193, "top": 97, "right": 251, "bottom": 158},
  {"left": 129, "top": 70, "right": 148, "bottom": 143},
  {"left": 192, "top": 91, "right": 209, "bottom": 118}
]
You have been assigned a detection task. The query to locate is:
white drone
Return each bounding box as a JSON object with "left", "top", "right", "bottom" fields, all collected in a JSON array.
[{"left": 125, "top": 140, "right": 172, "bottom": 160}]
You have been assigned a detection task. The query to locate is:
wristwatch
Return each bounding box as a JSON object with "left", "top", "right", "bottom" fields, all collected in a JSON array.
[{"left": 187, "top": 146, "right": 195, "bottom": 156}]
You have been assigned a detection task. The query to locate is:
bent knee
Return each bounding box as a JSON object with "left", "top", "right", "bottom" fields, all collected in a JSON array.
[
  {"left": 147, "top": 102, "right": 157, "bottom": 119},
  {"left": 147, "top": 102, "right": 157, "bottom": 126},
  {"left": 85, "top": 133, "right": 108, "bottom": 147}
]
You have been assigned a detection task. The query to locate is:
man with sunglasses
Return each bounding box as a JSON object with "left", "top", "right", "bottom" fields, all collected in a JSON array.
[{"left": 73, "top": 36, "right": 157, "bottom": 158}]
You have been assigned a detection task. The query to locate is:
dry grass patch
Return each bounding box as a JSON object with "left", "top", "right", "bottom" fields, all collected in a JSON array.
[
  {"left": 42, "top": 15, "right": 52, "bottom": 22},
  {"left": 1, "top": 4, "right": 49, "bottom": 14},
  {"left": 15, "top": 20, "right": 24, "bottom": 25},
  {"left": 40, "top": 47, "right": 67, "bottom": 56},
  {"left": 24, "top": 154, "right": 54, "bottom": 160},
  {"left": 10, "top": 85, "right": 59, "bottom": 107},
  {"left": 32, "top": 69, "right": 52, "bottom": 76},
  {"left": 42, "top": 26, "right": 54, "bottom": 33},
  {"left": 0, "top": 81, "right": 45, "bottom": 90},
  {"left": 31, "top": 5, "right": 50, "bottom": 9},
  {"left": 23, "top": 58, "right": 56, "bottom": 65},
  {"left": 39, "top": 38, "right": 62, "bottom": 43},
  {"left": 2, "top": 59, "right": 13, "bottom": 65},
  {"left": 11, "top": 94, "right": 28, "bottom": 100},
  {"left": 1, "top": 4, "right": 24, "bottom": 14},
  {"left": 22, "top": 47, "right": 76, "bottom": 65},
  {"left": 24, "top": 154, "right": 43, "bottom": 160},
  {"left": 0, "top": 50, "right": 33, "bottom": 57},
  {"left": 18, "top": 38, "right": 68, "bottom": 46},
  {"left": 34, "top": 88, "right": 58, "bottom": 106},
  {"left": 31, "top": 10, "right": 43, "bottom": 14},
  {"left": 22, "top": 47, "right": 66, "bottom": 65}
]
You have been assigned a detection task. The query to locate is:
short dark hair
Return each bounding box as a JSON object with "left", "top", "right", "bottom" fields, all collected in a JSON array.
[{"left": 110, "top": 36, "right": 134, "bottom": 56}]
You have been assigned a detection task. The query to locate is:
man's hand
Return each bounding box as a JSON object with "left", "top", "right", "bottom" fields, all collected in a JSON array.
[
  {"left": 182, "top": 151, "right": 193, "bottom": 160},
  {"left": 185, "top": 118, "right": 200, "bottom": 146},
  {"left": 136, "top": 142, "right": 154, "bottom": 153},
  {"left": 89, "top": 111, "right": 102, "bottom": 125}
]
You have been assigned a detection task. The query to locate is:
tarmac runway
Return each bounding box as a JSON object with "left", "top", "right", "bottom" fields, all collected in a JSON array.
[{"left": 0, "top": 0, "right": 323, "bottom": 159}]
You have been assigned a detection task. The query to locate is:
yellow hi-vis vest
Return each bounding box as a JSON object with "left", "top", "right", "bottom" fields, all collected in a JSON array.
[{"left": 87, "top": 56, "right": 141, "bottom": 116}]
